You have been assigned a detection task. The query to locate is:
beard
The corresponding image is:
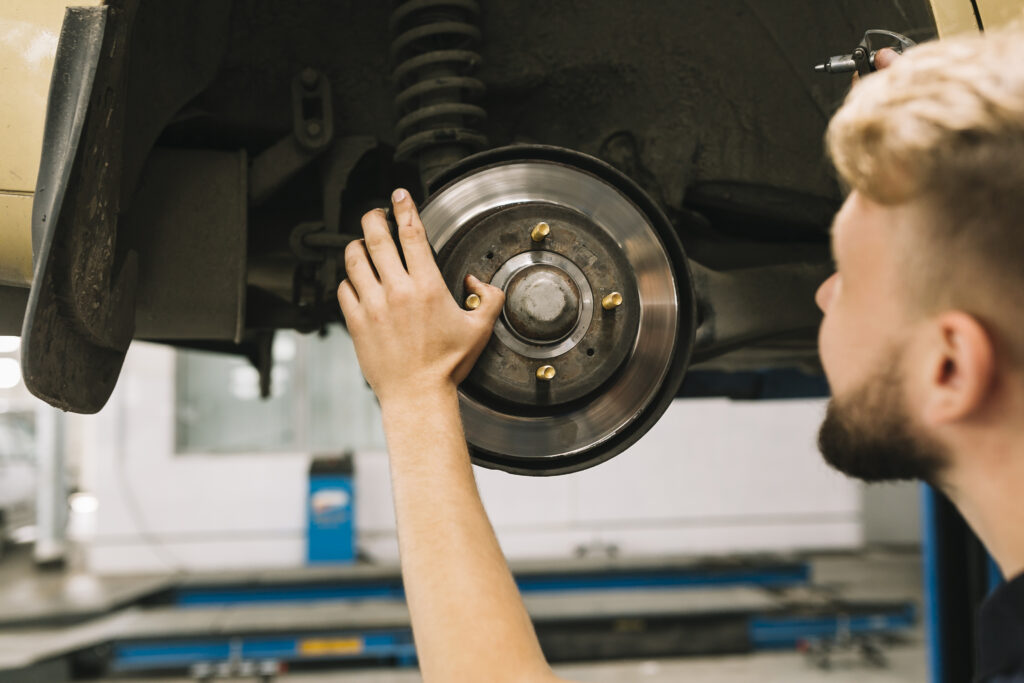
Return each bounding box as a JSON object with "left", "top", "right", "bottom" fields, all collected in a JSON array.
[{"left": 818, "top": 352, "right": 948, "bottom": 485}]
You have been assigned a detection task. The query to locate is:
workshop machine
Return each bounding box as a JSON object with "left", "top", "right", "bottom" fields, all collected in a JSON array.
[{"left": 0, "top": 0, "right": 1010, "bottom": 475}]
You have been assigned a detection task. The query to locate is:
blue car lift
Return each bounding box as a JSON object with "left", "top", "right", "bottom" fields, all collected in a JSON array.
[{"left": 103, "top": 558, "right": 915, "bottom": 675}]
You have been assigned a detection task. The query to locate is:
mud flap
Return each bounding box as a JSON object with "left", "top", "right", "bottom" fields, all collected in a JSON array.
[{"left": 20, "top": 6, "right": 134, "bottom": 414}]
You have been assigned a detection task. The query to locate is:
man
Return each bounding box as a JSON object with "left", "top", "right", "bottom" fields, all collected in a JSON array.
[{"left": 337, "top": 29, "right": 1024, "bottom": 683}]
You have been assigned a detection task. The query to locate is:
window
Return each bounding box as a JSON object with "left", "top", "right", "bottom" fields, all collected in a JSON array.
[{"left": 175, "top": 329, "right": 385, "bottom": 454}]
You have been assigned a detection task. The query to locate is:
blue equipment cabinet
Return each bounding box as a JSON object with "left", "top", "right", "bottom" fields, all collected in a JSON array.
[{"left": 307, "top": 454, "right": 355, "bottom": 564}]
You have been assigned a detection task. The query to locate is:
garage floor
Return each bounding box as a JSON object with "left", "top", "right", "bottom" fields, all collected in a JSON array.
[
  {"left": 89, "top": 550, "right": 926, "bottom": 682},
  {"left": 101, "top": 645, "right": 926, "bottom": 682},
  {"left": 0, "top": 548, "right": 927, "bottom": 681}
]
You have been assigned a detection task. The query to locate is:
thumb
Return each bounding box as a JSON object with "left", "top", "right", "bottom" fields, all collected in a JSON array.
[
  {"left": 465, "top": 274, "right": 505, "bottom": 320},
  {"left": 874, "top": 47, "right": 900, "bottom": 71}
]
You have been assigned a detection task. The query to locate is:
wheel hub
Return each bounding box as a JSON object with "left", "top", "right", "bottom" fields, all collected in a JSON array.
[
  {"left": 503, "top": 263, "right": 580, "bottom": 343},
  {"left": 417, "top": 146, "right": 696, "bottom": 474},
  {"left": 439, "top": 202, "right": 635, "bottom": 407}
]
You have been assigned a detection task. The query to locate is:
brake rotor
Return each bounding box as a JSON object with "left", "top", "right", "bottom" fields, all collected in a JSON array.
[{"left": 419, "top": 146, "right": 696, "bottom": 475}]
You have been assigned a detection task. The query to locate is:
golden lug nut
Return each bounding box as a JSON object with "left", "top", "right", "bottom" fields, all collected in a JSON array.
[
  {"left": 536, "top": 365, "right": 556, "bottom": 381},
  {"left": 602, "top": 291, "right": 623, "bottom": 310},
  {"left": 465, "top": 293, "right": 481, "bottom": 310},
  {"left": 531, "top": 222, "right": 550, "bottom": 242}
]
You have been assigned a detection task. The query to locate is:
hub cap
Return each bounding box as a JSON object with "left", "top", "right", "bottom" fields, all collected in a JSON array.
[{"left": 503, "top": 263, "right": 580, "bottom": 343}]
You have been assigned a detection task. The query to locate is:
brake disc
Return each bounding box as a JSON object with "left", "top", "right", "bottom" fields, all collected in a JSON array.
[{"left": 419, "top": 146, "right": 696, "bottom": 475}]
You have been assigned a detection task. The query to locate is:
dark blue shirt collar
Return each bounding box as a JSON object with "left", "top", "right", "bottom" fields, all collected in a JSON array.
[{"left": 977, "top": 571, "right": 1024, "bottom": 681}]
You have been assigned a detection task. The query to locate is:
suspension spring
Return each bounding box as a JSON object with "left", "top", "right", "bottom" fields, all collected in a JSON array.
[{"left": 390, "top": 0, "right": 488, "bottom": 185}]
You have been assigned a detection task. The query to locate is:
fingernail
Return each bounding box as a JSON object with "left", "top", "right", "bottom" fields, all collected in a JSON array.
[{"left": 392, "top": 188, "right": 407, "bottom": 202}]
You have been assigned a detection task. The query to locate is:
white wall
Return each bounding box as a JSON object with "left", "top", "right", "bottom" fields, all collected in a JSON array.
[
  {"left": 78, "top": 342, "right": 861, "bottom": 575},
  {"left": 863, "top": 482, "right": 922, "bottom": 546}
]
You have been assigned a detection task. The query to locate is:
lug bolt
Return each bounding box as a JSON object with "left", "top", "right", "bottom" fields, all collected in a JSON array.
[
  {"left": 306, "top": 120, "right": 323, "bottom": 137},
  {"left": 531, "top": 222, "right": 550, "bottom": 242},
  {"left": 536, "top": 365, "right": 556, "bottom": 381},
  {"left": 464, "top": 293, "right": 481, "bottom": 310},
  {"left": 602, "top": 291, "right": 623, "bottom": 310}
]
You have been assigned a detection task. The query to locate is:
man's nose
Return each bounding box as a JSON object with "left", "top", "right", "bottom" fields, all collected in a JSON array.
[{"left": 815, "top": 273, "right": 837, "bottom": 313}]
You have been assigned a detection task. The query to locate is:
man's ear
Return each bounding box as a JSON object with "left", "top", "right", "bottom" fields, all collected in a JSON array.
[{"left": 920, "top": 311, "right": 996, "bottom": 426}]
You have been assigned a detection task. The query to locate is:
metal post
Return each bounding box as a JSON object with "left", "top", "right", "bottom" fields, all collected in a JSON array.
[{"left": 33, "top": 405, "right": 66, "bottom": 567}]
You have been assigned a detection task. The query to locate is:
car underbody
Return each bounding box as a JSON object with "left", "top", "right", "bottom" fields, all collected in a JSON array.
[{"left": 11, "top": 0, "right": 937, "bottom": 473}]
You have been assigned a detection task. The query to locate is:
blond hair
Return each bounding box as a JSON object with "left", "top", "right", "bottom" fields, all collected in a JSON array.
[{"left": 827, "top": 30, "right": 1024, "bottom": 358}]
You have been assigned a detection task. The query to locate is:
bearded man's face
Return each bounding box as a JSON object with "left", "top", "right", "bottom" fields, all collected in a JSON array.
[
  {"left": 815, "top": 194, "right": 949, "bottom": 484},
  {"left": 817, "top": 349, "right": 947, "bottom": 484}
]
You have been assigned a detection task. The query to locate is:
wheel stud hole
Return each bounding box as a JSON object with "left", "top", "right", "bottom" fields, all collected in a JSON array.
[
  {"left": 486, "top": 251, "right": 494, "bottom": 260},
  {"left": 586, "top": 348, "right": 595, "bottom": 357}
]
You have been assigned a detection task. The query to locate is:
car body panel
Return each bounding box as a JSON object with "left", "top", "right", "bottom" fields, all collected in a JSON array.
[
  {"left": 930, "top": 0, "right": 1022, "bottom": 34},
  {"left": 0, "top": 193, "right": 33, "bottom": 286},
  {"left": 975, "top": 0, "right": 1024, "bottom": 28},
  {"left": 930, "top": 0, "right": 983, "bottom": 35},
  {"left": 0, "top": 1, "right": 100, "bottom": 287}
]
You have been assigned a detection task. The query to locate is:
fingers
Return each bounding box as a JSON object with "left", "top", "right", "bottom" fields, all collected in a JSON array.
[
  {"left": 337, "top": 278, "right": 360, "bottom": 319},
  {"left": 344, "top": 239, "right": 382, "bottom": 303},
  {"left": 464, "top": 274, "right": 505, "bottom": 322},
  {"left": 874, "top": 47, "right": 899, "bottom": 71},
  {"left": 391, "top": 188, "right": 439, "bottom": 278},
  {"left": 360, "top": 208, "right": 407, "bottom": 285},
  {"left": 852, "top": 48, "right": 900, "bottom": 86},
  {"left": 451, "top": 275, "right": 505, "bottom": 384}
]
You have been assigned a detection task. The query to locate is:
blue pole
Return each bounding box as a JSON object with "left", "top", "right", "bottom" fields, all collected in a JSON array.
[
  {"left": 921, "top": 484, "right": 943, "bottom": 683},
  {"left": 987, "top": 555, "right": 1003, "bottom": 596}
]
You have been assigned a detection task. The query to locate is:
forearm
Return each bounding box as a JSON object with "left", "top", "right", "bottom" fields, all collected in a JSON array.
[{"left": 382, "top": 384, "right": 558, "bottom": 683}]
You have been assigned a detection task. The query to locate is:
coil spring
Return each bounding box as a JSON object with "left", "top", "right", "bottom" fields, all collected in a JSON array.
[{"left": 390, "top": 0, "right": 488, "bottom": 167}]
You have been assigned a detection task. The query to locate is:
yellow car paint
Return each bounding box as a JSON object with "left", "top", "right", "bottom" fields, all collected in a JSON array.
[
  {"left": 975, "top": 0, "right": 1024, "bottom": 28},
  {"left": 930, "top": 0, "right": 1023, "bottom": 34},
  {"left": 0, "top": 1, "right": 99, "bottom": 287},
  {"left": 0, "top": 193, "right": 33, "bottom": 286}
]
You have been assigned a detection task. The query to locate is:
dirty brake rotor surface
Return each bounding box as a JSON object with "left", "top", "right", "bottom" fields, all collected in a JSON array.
[{"left": 419, "top": 148, "right": 694, "bottom": 475}]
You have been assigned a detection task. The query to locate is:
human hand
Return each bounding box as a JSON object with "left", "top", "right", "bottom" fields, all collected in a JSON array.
[
  {"left": 873, "top": 47, "right": 900, "bottom": 70},
  {"left": 852, "top": 47, "right": 900, "bottom": 84},
  {"left": 337, "top": 189, "right": 505, "bottom": 405}
]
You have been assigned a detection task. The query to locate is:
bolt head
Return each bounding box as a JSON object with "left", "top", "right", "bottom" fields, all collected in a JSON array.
[
  {"left": 602, "top": 291, "right": 623, "bottom": 310},
  {"left": 465, "top": 293, "right": 481, "bottom": 310},
  {"left": 536, "top": 365, "right": 556, "bottom": 381},
  {"left": 531, "top": 222, "right": 551, "bottom": 242}
]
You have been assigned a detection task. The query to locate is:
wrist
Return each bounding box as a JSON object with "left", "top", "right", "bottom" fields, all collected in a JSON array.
[
  {"left": 379, "top": 381, "right": 466, "bottom": 466},
  {"left": 379, "top": 380, "right": 459, "bottom": 418}
]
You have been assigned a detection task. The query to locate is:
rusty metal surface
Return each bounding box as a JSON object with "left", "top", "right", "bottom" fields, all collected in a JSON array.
[
  {"left": 204, "top": 1, "right": 934, "bottom": 211},
  {"left": 440, "top": 202, "right": 638, "bottom": 408}
]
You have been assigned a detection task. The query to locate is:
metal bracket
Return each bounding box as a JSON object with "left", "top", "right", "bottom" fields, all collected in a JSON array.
[
  {"left": 689, "top": 258, "right": 832, "bottom": 364},
  {"left": 249, "top": 68, "right": 335, "bottom": 206}
]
